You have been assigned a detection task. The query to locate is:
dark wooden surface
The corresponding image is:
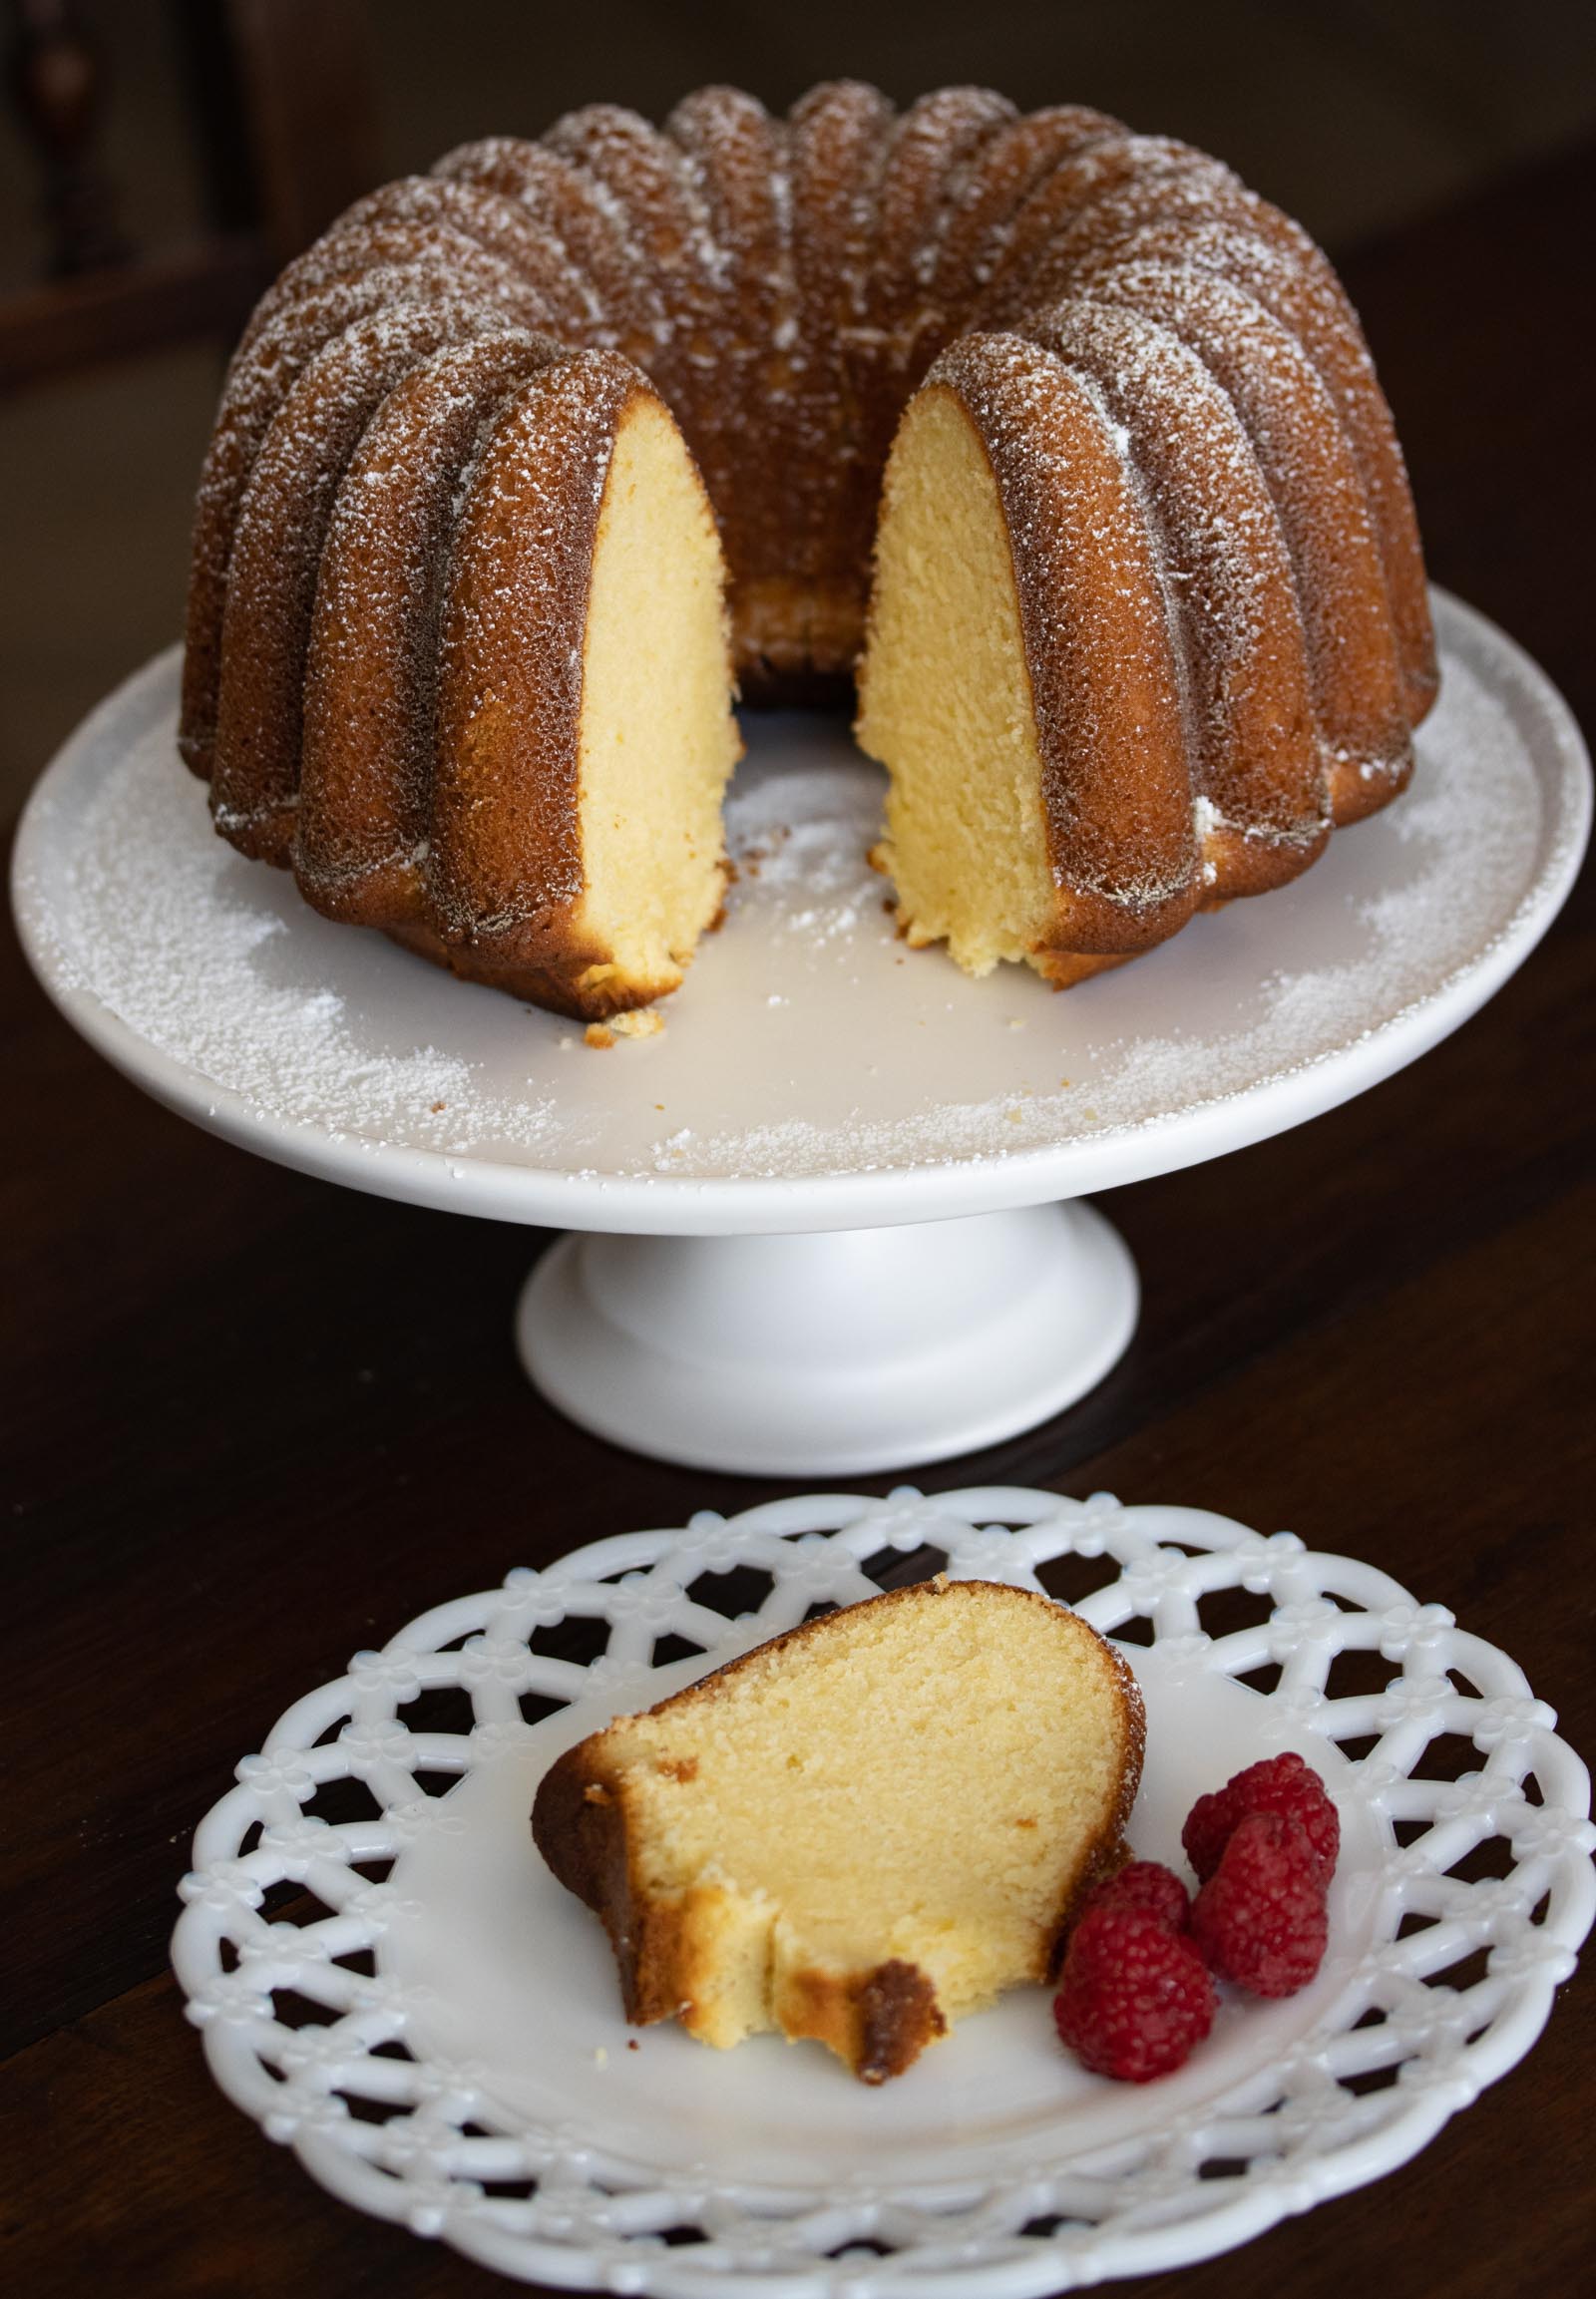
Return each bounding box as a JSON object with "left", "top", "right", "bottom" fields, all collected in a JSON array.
[
  {"left": 3, "top": 137, "right": 1593, "bottom": 2298},
  {"left": 1, "top": 0, "right": 377, "bottom": 392}
]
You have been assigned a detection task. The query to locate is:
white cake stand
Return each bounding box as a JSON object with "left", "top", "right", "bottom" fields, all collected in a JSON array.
[{"left": 11, "top": 590, "right": 1589, "bottom": 1474}]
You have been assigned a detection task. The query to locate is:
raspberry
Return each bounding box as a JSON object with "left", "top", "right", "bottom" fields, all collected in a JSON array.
[
  {"left": 1053, "top": 1905, "right": 1216, "bottom": 2081},
  {"left": 1182, "top": 1751, "right": 1340, "bottom": 1885},
  {"left": 1084, "top": 1859, "right": 1191, "bottom": 1931},
  {"left": 1190, "top": 1810, "right": 1329, "bottom": 1996}
]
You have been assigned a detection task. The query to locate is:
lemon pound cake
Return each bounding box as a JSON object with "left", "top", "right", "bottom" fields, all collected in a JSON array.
[
  {"left": 197, "top": 329, "right": 739, "bottom": 1018},
  {"left": 184, "top": 80, "right": 1434, "bottom": 1015},
  {"left": 532, "top": 1578, "right": 1144, "bottom": 2082}
]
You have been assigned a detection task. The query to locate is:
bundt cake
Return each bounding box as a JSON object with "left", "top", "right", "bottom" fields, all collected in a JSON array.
[
  {"left": 182, "top": 82, "right": 1435, "bottom": 1018},
  {"left": 532, "top": 1577, "right": 1144, "bottom": 2081}
]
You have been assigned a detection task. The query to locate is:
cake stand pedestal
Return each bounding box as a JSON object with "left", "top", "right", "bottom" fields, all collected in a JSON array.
[
  {"left": 517, "top": 1203, "right": 1137, "bottom": 1475},
  {"left": 12, "top": 591, "right": 1589, "bottom": 1475}
]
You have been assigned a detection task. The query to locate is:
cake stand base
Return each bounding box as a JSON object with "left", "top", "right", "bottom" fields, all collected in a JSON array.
[
  {"left": 17, "top": 598, "right": 1589, "bottom": 1480},
  {"left": 515, "top": 1201, "right": 1138, "bottom": 1474}
]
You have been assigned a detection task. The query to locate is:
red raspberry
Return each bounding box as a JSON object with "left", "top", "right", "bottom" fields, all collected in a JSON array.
[
  {"left": 1182, "top": 1751, "right": 1340, "bottom": 1885},
  {"left": 1084, "top": 1859, "right": 1191, "bottom": 1931},
  {"left": 1053, "top": 1905, "right": 1216, "bottom": 2081},
  {"left": 1190, "top": 1811, "right": 1329, "bottom": 1996}
]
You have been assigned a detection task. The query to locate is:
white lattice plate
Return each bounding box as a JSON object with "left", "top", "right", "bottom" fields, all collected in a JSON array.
[{"left": 174, "top": 1490, "right": 1594, "bottom": 2293}]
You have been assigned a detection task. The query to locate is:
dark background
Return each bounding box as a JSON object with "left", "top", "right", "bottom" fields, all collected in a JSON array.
[
  {"left": 4, "top": 5, "right": 1595, "bottom": 2296},
  {"left": 3, "top": 0, "right": 1596, "bottom": 817}
]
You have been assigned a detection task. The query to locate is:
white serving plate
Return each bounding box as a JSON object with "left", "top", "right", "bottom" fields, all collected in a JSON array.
[
  {"left": 13, "top": 589, "right": 1590, "bottom": 1470},
  {"left": 11, "top": 589, "right": 1589, "bottom": 1236},
  {"left": 172, "top": 1488, "right": 1595, "bottom": 2293}
]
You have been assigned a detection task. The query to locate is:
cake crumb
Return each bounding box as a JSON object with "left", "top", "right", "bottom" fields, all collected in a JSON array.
[
  {"left": 609, "top": 1008, "right": 664, "bottom": 1040},
  {"left": 626, "top": 2038, "right": 640, "bottom": 2052},
  {"left": 584, "top": 1024, "right": 615, "bottom": 1050},
  {"left": 430, "top": 1100, "right": 447, "bottom": 1112},
  {"left": 594, "top": 2046, "right": 608, "bottom": 2069}
]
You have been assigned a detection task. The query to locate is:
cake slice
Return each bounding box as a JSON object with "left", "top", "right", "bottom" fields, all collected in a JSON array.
[{"left": 532, "top": 1577, "right": 1143, "bottom": 2082}]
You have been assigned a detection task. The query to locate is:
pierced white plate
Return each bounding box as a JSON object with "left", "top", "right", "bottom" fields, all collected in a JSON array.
[{"left": 173, "top": 1490, "right": 1594, "bottom": 2294}]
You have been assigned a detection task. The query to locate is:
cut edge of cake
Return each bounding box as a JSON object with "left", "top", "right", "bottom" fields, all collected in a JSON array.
[{"left": 532, "top": 1578, "right": 1145, "bottom": 2082}]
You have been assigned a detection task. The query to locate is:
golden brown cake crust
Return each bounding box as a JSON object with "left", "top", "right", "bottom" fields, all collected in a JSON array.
[
  {"left": 1015, "top": 299, "right": 1327, "bottom": 905},
  {"left": 775, "top": 1956, "right": 949, "bottom": 2087},
  {"left": 894, "top": 345, "right": 1202, "bottom": 957},
  {"left": 179, "top": 268, "right": 550, "bottom": 785},
  {"left": 424, "top": 351, "right": 719, "bottom": 1010},
  {"left": 295, "top": 331, "right": 569, "bottom": 926},
  {"left": 532, "top": 1579, "right": 1145, "bottom": 2081},
  {"left": 1078, "top": 259, "right": 1413, "bottom": 825},
  {"left": 209, "top": 301, "right": 541, "bottom": 862},
  {"left": 186, "top": 79, "right": 1435, "bottom": 1013}
]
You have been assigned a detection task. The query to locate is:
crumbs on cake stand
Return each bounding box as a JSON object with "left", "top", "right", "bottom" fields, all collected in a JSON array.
[{"left": 584, "top": 1009, "right": 664, "bottom": 1050}]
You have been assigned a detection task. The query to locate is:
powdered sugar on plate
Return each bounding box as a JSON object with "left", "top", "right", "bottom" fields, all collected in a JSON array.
[{"left": 14, "top": 592, "right": 1587, "bottom": 1207}]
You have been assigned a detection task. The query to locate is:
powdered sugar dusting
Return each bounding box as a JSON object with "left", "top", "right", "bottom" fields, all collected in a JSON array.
[
  {"left": 19, "top": 601, "right": 1585, "bottom": 1203},
  {"left": 187, "top": 79, "right": 1441, "bottom": 991}
]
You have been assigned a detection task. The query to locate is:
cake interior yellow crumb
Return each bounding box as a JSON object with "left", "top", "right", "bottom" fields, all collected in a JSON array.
[
  {"left": 856, "top": 384, "right": 1056, "bottom": 978},
  {"left": 572, "top": 393, "right": 742, "bottom": 997},
  {"left": 598, "top": 1583, "right": 1134, "bottom": 2052}
]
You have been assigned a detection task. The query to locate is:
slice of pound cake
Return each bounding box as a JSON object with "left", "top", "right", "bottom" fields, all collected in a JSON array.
[{"left": 532, "top": 1577, "right": 1144, "bottom": 2082}]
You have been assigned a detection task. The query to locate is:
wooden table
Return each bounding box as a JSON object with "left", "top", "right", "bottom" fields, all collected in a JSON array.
[{"left": 4, "top": 138, "right": 1592, "bottom": 2298}]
